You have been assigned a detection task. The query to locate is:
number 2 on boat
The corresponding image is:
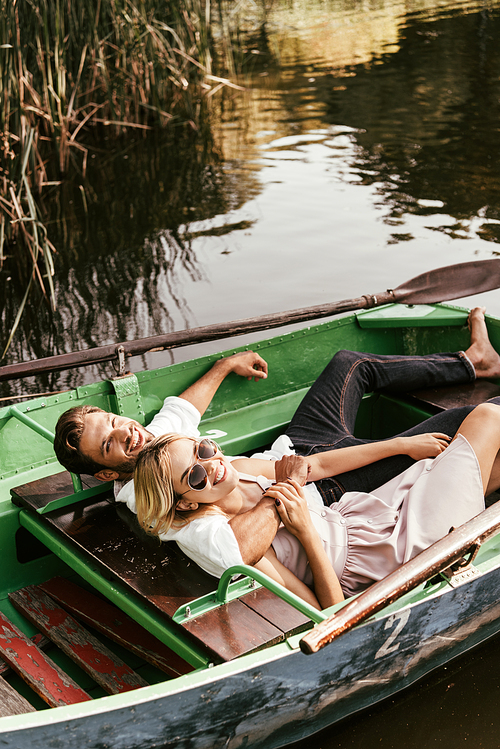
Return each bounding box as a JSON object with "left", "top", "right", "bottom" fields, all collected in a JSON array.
[{"left": 374, "top": 610, "right": 411, "bottom": 659}]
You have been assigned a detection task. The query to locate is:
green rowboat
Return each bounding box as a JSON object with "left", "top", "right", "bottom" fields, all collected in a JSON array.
[{"left": 1, "top": 301, "right": 500, "bottom": 748}]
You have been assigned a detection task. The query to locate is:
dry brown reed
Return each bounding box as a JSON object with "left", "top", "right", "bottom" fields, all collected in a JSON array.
[{"left": 0, "top": 0, "right": 246, "bottom": 356}]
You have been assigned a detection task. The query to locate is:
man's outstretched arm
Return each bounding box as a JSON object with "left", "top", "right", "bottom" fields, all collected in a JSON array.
[
  {"left": 229, "top": 496, "right": 280, "bottom": 565},
  {"left": 178, "top": 351, "right": 268, "bottom": 417}
]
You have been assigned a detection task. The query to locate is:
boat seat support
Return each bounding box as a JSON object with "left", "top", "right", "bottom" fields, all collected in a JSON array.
[{"left": 110, "top": 373, "right": 145, "bottom": 425}]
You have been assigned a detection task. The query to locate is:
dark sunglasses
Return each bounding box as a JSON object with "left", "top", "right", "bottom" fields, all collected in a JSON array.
[{"left": 184, "top": 438, "right": 220, "bottom": 492}]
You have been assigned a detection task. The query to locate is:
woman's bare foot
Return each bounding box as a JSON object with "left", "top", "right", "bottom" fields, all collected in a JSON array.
[{"left": 465, "top": 307, "right": 500, "bottom": 378}]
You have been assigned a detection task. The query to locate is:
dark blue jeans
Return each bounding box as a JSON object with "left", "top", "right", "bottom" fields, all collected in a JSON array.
[{"left": 285, "top": 349, "right": 499, "bottom": 506}]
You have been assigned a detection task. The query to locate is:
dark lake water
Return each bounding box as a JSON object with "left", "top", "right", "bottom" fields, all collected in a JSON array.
[
  {"left": 3, "top": 0, "right": 500, "bottom": 744},
  {"left": 2, "top": 0, "right": 500, "bottom": 401}
]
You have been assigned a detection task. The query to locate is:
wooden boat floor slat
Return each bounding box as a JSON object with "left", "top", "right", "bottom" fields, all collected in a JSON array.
[
  {"left": 0, "top": 633, "right": 49, "bottom": 677},
  {"left": 11, "top": 473, "right": 310, "bottom": 663},
  {"left": 0, "top": 675, "right": 36, "bottom": 717},
  {"left": 0, "top": 609, "right": 91, "bottom": 707},
  {"left": 39, "top": 576, "right": 194, "bottom": 677},
  {"left": 9, "top": 586, "right": 149, "bottom": 695}
]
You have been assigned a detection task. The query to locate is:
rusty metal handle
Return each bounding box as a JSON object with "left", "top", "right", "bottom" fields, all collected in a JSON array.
[{"left": 300, "top": 500, "right": 500, "bottom": 654}]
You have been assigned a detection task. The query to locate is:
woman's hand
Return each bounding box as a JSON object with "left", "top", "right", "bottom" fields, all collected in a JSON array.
[
  {"left": 264, "top": 479, "right": 314, "bottom": 540},
  {"left": 263, "top": 479, "right": 345, "bottom": 609},
  {"left": 400, "top": 432, "right": 450, "bottom": 460}
]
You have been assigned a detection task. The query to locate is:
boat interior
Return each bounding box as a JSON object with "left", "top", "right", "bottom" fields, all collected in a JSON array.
[{"left": 2, "top": 304, "right": 500, "bottom": 717}]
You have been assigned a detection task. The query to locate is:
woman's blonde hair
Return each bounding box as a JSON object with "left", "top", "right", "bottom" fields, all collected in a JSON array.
[{"left": 134, "top": 433, "right": 188, "bottom": 537}]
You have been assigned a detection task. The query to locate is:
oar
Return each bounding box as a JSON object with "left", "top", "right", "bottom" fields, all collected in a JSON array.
[
  {"left": 300, "top": 499, "right": 500, "bottom": 655},
  {"left": 1, "top": 258, "right": 500, "bottom": 383}
]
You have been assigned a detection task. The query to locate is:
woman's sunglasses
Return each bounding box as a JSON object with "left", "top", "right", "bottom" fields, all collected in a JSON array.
[{"left": 184, "top": 438, "right": 220, "bottom": 492}]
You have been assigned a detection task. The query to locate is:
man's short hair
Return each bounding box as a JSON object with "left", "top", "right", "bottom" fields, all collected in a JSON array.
[{"left": 54, "top": 405, "right": 107, "bottom": 476}]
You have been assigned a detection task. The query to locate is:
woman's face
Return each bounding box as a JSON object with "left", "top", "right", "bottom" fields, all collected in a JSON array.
[{"left": 168, "top": 438, "right": 240, "bottom": 504}]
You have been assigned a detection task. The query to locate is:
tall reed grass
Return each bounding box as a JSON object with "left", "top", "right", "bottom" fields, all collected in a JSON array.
[{"left": 0, "top": 0, "right": 247, "bottom": 357}]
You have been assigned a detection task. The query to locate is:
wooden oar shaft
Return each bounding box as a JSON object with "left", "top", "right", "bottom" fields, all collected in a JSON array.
[
  {"left": 300, "top": 501, "right": 500, "bottom": 654},
  {"left": 2, "top": 257, "right": 500, "bottom": 383},
  {"left": 0, "top": 294, "right": 382, "bottom": 382}
]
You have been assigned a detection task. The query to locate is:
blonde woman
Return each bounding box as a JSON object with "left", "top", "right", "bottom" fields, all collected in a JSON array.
[{"left": 134, "top": 403, "right": 500, "bottom": 610}]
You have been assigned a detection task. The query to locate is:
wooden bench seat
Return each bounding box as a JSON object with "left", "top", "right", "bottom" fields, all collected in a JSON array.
[
  {"left": 407, "top": 380, "right": 500, "bottom": 412},
  {"left": 11, "top": 474, "right": 311, "bottom": 664}
]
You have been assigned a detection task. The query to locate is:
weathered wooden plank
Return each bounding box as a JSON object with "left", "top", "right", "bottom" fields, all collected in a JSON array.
[
  {"left": 0, "top": 610, "right": 91, "bottom": 707},
  {"left": 39, "top": 577, "right": 193, "bottom": 677},
  {"left": 0, "top": 675, "right": 36, "bottom": 717},
  {"left": 9, "top": 587, "right": 148, "bottom": 695},
  {"left": 182, "top": 601, "right": 284, "bottom": 661},
  {"left": 240, "top": 587, "right": 311, "bottom": 636},
  {"left": 11, "top": 472, "right": 103, "bottom": 512},
  {"left": 0, "top": 633, "right": 49, "bottom": 676}
]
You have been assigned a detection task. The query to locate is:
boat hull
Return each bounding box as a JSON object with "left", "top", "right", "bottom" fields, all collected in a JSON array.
[{"left": 2, "top": 558, "right": 500, "bottom": 749}]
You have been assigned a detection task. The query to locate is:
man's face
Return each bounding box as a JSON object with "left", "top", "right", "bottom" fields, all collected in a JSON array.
[{"left": 79, "top": 411, "right": 153, "bottom": 478}]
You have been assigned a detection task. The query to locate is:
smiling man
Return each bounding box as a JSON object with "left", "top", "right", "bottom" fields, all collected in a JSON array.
[
  {"left": 75, "top": 410, "right": 161, "bottom": 478},
  {"left": 53, "top": 350, "right": 269, "bottom": 482}
]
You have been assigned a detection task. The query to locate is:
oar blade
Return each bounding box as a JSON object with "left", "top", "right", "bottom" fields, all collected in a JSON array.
[{"left": 393, "top": 258, "right": 500, "bottom": 305}]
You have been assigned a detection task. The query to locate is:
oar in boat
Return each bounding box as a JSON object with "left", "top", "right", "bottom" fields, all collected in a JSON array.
[
  {"left": 300, "top": 499, "right": 500, "bottom": 654},
  {"left": 1, "top": 258, "right": 500, "bottom": 383}
]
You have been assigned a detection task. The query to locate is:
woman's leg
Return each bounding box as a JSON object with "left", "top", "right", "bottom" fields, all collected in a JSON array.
[{"left": 453, "top": 403, "right": 500, "bottom": 494}]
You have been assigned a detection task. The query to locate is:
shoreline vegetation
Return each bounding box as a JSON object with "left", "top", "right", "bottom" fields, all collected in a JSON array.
[{"left": 0, "top": 0, "right": 257, "bottom": 358}]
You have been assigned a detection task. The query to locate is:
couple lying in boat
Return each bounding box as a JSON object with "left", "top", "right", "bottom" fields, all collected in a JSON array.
[{"left": 54, "top": 307, "right": 500, "bottom": 609}]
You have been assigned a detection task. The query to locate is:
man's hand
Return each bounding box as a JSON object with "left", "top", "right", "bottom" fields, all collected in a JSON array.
[
  {"left": 274, "top": 454, "right": 311, "bottom": 486},
  {"left": 229, "top": 495, "right": 280, "bottom": 565},
  {"left": 178, "top": 350, "right": 268, "bottom": 416},
  {"left": 224, "top": 351, "right": 268, "bottom": 381}
]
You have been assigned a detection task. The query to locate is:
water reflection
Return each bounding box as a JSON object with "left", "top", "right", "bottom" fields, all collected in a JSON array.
[
  {"left": 323, "top": 10, "right": 500, "bottom": 234},
  {"left": 0, "top": 127, "right": 263, "bottom": 396}
]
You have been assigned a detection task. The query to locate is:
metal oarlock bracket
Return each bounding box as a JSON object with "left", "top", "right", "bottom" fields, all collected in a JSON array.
[
  {"left": 440, "top": 542, "right": 482, "bottom": 588},
  {"left": 113, "top": 345, "right": 127, "bottom": 377}
]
